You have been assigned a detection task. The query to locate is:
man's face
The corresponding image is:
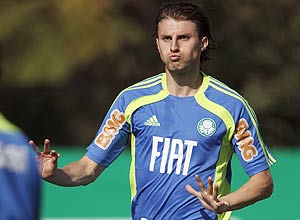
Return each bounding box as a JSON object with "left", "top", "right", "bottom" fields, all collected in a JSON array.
[{"left": 156, "top": 18, "right": 207, "bottom": 74}]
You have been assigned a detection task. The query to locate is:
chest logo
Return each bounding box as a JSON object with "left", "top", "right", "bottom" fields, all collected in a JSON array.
[
  {"left": 197, "top": 118, "right": 216, "bottom": 137},
  {"left": 144, "top": 115, "right": 160, "bottom": 127}
]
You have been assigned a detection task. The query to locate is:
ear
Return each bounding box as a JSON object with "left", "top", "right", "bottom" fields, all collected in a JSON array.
[
  {"left": 200, "top": 37, "right": 208, "bottom": 52},
  {"left": 156, "top": 38, "right": 162, "bottom": 54}
]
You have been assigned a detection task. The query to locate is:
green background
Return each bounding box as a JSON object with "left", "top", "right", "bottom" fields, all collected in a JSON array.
[{"left": 41, "top": 148, "right": 298, "bottom": 220}]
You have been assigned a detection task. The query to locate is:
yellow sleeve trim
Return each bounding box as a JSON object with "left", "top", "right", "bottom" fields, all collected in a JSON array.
[
  {"left": 195, "top": 75, "right": 235, "bottom": 220},
  {"left": 208, "top": 81, "right": 276, "bottom": 166}
]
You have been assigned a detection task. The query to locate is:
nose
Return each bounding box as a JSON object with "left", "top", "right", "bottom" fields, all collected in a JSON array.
[{"left": 170, "top": 39, "right": 179, "bottom": 53}]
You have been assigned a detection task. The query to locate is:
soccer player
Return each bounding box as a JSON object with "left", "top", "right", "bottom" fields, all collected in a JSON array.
[
  {"left": 30, "top": 2, "right": 275, "bottom": 220},
  {"left": 0, "top": 114, "right": 41, "bottom": 220},
  {"left": 0, "top": 45, "right": 41, "bottom": 219}
]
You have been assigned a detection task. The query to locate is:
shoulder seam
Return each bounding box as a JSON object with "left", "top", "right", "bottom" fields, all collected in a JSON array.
[
  {"left": 208, "top": 77, "right": 276, "bottom": 166},
  {"left": 208, "top": 77, "right": 258, "bottom": 124}
]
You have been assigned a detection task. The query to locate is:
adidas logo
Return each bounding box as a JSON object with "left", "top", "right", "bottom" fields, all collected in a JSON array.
[{"left": 144, "top": 115, "right": 160, "bottom": 126}]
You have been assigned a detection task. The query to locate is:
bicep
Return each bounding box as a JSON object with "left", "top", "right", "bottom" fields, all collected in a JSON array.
[{"left": 249, "top": 169, "right": 274, "bottom": 196}]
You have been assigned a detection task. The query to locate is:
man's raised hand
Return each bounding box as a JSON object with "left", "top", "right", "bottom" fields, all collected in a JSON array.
[
  {"left": 29, "top": 139, "right": 60, "bottom": 179},
  {"left": 186, "top": 175, "right": 230, "bottom": 214}
]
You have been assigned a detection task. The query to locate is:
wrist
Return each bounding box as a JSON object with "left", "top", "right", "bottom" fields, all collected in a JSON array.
[{"left": 218, "top": 198, "right": 231, "bottom": 213}]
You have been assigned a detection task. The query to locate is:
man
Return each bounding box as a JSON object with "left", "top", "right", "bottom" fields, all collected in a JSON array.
[
  {"left": 0, "top": 114, "right": 41, "bottom": 220},
  {"left": 0, "top": 45, "right": 41, "bottom": 219},
  {"left": 30, "top": 2, "right": 275, "bottom": 220}
]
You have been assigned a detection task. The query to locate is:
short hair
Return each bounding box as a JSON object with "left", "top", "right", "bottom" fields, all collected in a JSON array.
[{"left": 155, "top": 2, "right": 215, "bottom": 64}]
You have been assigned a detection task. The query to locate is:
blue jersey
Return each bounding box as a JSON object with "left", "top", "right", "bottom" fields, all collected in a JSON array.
[
  {"left": 0, "top": 113, "right": 40, "bottom": 220},
  {"left": 86, "top": 73, "right": 275, "bottom": 220}
]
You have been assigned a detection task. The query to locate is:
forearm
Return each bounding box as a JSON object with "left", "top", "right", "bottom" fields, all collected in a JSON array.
[
  {"left": 45, "top": 163, "right": 92, "bottom": 186},
  {"left": 44, "top": 168, "right": 79, "bottom": 186},
  {"left": 220, "top": 169, "right": 273, "bottom": 211},
  {"left": 44, "top": 156, "right": 105, "bottom": 187}
]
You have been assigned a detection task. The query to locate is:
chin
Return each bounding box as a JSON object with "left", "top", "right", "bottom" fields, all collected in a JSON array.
[
  {"left": 167, "top": 65, "right": 188, "bottom": 74},
  {"left": 167, "top": 63, "right": 183, "bottom": 71}
]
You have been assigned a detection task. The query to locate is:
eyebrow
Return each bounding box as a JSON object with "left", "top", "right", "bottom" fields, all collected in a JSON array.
[{"left": 159, "top": 33, "right": 192, "bottom": 38}]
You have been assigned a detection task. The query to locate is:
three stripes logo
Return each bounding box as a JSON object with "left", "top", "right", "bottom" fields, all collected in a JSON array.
[{"left": 144, "top": 115, "right": 160, "bottom": 126}]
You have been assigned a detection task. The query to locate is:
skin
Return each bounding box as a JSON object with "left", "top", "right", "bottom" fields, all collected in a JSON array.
[
  {"left": 30, "top": 17, "right": 274, "bottom": 214},
  {"left": 185, "top": 170, "right": 273, "bottom": 214},
  {"left": 30, "top": 139, "right": 105, "bottom": 186},
  {"left": 156, "top": 18, "right": 208, "bottom": 97}
]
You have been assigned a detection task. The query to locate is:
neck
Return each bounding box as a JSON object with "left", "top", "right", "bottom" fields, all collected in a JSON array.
[{"left": 165, "top": 69, "right": 203, "bottom": 97}]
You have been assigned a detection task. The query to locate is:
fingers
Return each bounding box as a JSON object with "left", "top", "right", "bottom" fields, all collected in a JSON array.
[
  {"left": 44, "top": 139, "right": 51, "bottom": 154},
  {"left": 195, "top": 175, "right": 206, "bottom": 193},
  {"left": 190, "top": 175, "right": 217, "bottom": 197},
  {"left": 207, "top": 176, "right": 213, "bottom": 195},
  {"left": 29, "top": 139, "right": 54, "bottom": 156},
  {"left": 50, "top": 150, "right": 60, "bottom": 159},
  {"left": 186, "top": 184, "right": 197, "bottom": 196},
  {"left": 188, "top": 175, "right": 228, "bottom": 213},
  {"left": 213, "top": 183, "right": 219, "bottom": 201},
  {"left": 29, "top": 140, "right": 41, "bottom": 156},
  {"left": 186, "top": 184, "right": 204, "bottom": 201}
]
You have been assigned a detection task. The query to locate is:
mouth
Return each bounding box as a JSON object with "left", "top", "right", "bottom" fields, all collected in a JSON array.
[{"left": 169, "top": 54, "right": 180, "bottom": 61}]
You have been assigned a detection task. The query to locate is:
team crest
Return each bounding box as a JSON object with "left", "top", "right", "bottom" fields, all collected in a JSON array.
[{"left": 197, "top": 118, "right": 216, "bottom": 137}]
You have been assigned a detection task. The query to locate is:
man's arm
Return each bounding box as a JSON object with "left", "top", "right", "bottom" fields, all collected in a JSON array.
[
  {"left": 30, "top": 139, "right": 105, "bottom": 187},
  {"left": 219, "top": 169, "right": 273, "bottom": 211},
  {"left": 46, "top": 155, "right": 105, "bottom": 186},
  {"left": 186, "top": 169, "right": 274, "bottom": 214}
]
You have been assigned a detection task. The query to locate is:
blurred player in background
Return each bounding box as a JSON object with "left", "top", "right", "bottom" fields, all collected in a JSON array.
[
  {"left": 0, "top": 45, "right": 41, "bottom": 219},
  {"left": 30, "top": 2, "right": 275, "bottom": 220}
]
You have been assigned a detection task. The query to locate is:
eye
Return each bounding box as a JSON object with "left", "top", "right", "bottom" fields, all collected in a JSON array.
[
  {"left": 162, "top": 36, "right": 172, "bottom": 41},
  {"left": 178, "top": 35, "right": 189, "bottom": 41}
]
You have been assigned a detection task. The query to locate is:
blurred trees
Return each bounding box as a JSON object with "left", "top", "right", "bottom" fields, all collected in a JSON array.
[
  {"left": 0, "top": 0, "right": 145, "bottom": 85},
  {"left": 205, "top": 0, "right": 300, "bottom": 146},
  {"left": 1, "top": 0, "right": 299, "bottom": 146}
]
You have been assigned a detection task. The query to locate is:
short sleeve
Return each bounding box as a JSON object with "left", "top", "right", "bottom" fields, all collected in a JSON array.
[
  {"left": 231, "top": 102, "right": 276, "bottom": 176},
  {"left": 86, "top": 92, "right": 130, "bottom": 167}
]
